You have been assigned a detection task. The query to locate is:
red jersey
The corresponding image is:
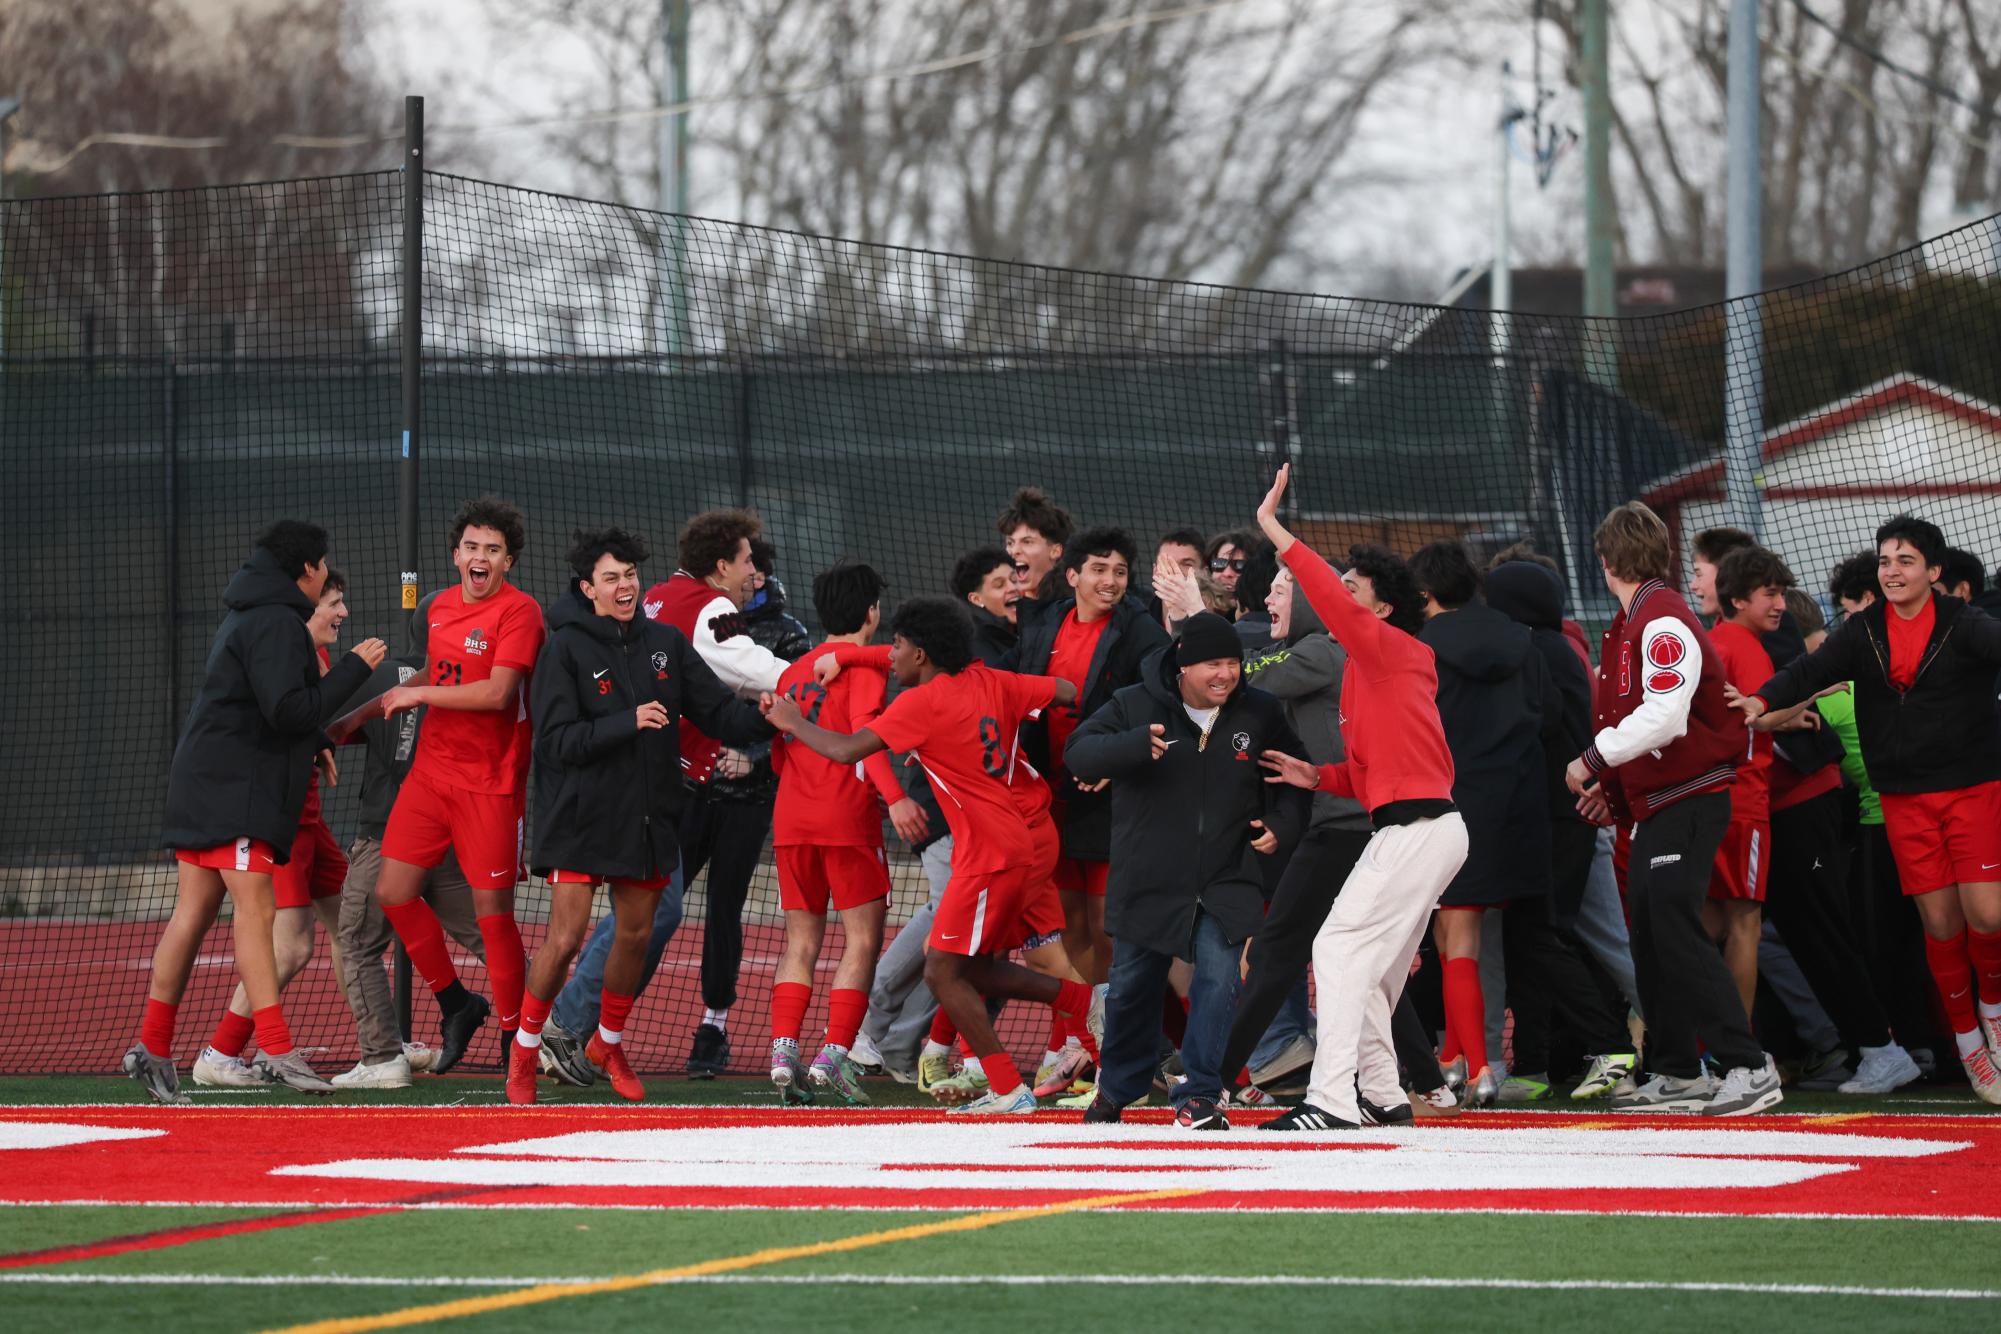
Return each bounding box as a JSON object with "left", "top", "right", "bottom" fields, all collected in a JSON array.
[
  {"left": 1886, "top": 597, "right": 1935, "bottom": 690},
  {"left": 410, "top": 582, "right": 545, "bottom": 795},
  {"left": 868, "top": 664, "right": 1060, "bottom": 874},
  {"left": 1044, "top": 610, "right": 1110, "bottom": 769},
  {"left": 1710, "top": 620, "right": 1774, "bottom": 822},
  {"left": 771, "top": 642, "right": 904, "bottom": 848}
]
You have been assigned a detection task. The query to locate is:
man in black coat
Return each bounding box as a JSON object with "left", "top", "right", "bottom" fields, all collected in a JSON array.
[
  {"left": 129, "top": 521, "right": 384, "bottom": 1103},
  {"left": 1066, "top": 613, "right": 1310, "bottom": 1129},
  {"left": 1013, "top": 527, "right": 1172, "bottom": 987},
  {"left": 507, "top": 526, "right": 771, "bottom": 1105}
]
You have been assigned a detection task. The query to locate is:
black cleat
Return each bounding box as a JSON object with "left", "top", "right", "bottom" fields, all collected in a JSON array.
[
  {"left": 1082, "top": 1093, "right": 1122, "bottom": 1124},
  {"left": 1260, "top": 1102, "right": 1361, "bottom": 1131},
  {"left": 433, "top": 993, "right": 490, "bottom": 1075},
  {"left": 539, "top": 1020, "right": 599, "bottom": 1087},
  {"left": 1174, "top": 1096, "right": 1229, "bottom": 1131},
  {"left": 685, "top": 1022, "right": 730, "bottom": 1079},
  {"left": 1357, "top": 1079, "right": 1414, "bottom": 1126}
]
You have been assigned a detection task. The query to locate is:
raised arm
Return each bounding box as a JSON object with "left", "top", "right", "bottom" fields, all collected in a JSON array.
[{"left": 762, "top": 692, "right": 888, "bottom": 767}]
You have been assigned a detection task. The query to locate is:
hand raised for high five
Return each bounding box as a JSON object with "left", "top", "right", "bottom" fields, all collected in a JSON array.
[{"left": 1255, "top": 464, "right": 1296, "bottom": 552}]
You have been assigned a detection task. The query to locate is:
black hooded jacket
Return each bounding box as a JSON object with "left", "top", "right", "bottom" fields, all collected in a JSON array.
[
  {"left": 530, "top": 591, "right": 772, "bottom": 880},
  {"left": 161, "top": 550, "right": 374, "bottom": 858},
  {"left": 1486, "top": 562, "right": 1593, "bottom": 827},
  {"left": 1014, "top": 594, "right": 1172, "bottom": 861},
  {"left": 1065, "top": 646, "right": 1310, "bottom": 954},
  {"left": 1420, "top": 597, "right": 1550, "bottom": 905}
]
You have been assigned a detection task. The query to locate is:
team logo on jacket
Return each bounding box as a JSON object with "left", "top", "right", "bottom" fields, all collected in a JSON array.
[
  {"left": 1645, "top": 631, "right": 1687, "bottom": 693},
  {"left": 652, "top": 651, "right": 670, "bottom": 672},
  {"left": 464, "top": 629, "right": 489, "bottom": 655},
  {"left": 1232, "top": 732, "right": 1253, "bottom": 760}
]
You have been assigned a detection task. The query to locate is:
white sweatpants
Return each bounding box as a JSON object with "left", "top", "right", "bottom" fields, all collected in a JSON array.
[{"left": 1305, "top": 813, "right": 1469, "bottom": 1119}]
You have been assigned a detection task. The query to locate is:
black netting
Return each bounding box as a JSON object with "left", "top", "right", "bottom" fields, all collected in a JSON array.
[{"left": 3, "top": 167, "right": 1999, "bottom": 1076}]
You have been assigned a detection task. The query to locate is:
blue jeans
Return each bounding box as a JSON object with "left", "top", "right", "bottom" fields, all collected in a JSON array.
[
  {"left": 1247, "top": 972, "right": 1314, "bottom": 1072},
  {"left": 1097, "top": 908, "right": 1240, "bottom": 1109},
  {"left": 550, "top": 861, "right": 685, "bottom": 1036}
]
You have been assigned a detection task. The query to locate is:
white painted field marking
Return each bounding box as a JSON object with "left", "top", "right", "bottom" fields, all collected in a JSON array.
[
  {"left": 271, "top": 1122, "right": 1969, "bottom": 1195},
  {"left": 0, "top": 1272, "right": 1996, "bottom": 1301},
  {"left": 0, "top": 1122, "right": 167, "bottom": 1152}
]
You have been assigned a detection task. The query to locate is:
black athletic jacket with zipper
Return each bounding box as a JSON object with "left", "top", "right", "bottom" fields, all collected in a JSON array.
[
  {"left": 530, "top": 591, "right": 771, "bottom": 880},
  {"left": 1755, "top": 591, "right": 2001, "bottom": 795}
]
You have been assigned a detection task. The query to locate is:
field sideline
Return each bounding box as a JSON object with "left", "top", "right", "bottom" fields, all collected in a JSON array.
[{"left": 1, "top": 1077, "right": 1996, "bottom": 1332}]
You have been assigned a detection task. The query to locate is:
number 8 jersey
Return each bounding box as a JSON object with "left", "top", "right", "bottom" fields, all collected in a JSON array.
[
  {"left": 411, "top": 582, "right": 547, "bottom": 794},
  {"left": 867, "top": 662, "right": 1060, "bottom": 875}
]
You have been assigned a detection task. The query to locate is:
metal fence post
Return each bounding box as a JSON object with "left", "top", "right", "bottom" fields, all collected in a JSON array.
[{"left": 393, "top": 95, "right": 426, "bottom": 1041}]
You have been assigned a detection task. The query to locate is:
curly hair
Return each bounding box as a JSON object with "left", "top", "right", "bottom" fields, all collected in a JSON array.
[
  {"left": 1345, "top": 544, "right": 1423, "bottom": 636},
  {"left": 449, "top": 496, "right": 526, "bottom": 557},
  {"left": 1827, "top": 551, "right": 1878, "bottom": 606},
  {"left": 1063, "top": 526, "right": 1137, "bottom": 573},
  {"left": 567, "top": 526, "right": 650, "bottom": 581},
  {"left": 255, "top": 519, "right": 331, "bottom": 578},
  {"left": 678, "top": 508, "right": 761, "bottom": 579},
  {"left": 995, "top": 487, "right": 1073, "bottom": 546},
  {"left": 890, "top": 597, "right": 975, "bottom": 674},
  {"left": 951, "top": 547, "right": 1012, "bottom": 600},
  {"left": 1714, "top": 545, "right": 1795, "bottom": 612}
]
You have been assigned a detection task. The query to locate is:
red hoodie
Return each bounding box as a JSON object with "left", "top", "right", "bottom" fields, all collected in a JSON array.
[{"left": 1279, "top": 540, "right": 1456, "bottom": 815}]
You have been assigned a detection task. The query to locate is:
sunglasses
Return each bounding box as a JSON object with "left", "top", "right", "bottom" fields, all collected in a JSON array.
[{"left": 1210, "top": 557, "right": 1246, "bottom": 573}]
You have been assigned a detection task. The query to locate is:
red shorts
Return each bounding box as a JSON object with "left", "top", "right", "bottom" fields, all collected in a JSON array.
[
  {"left": 1054, "top": 856, "right": 1110, "bottom": 898},
  {"left": 175, "top": 838, "right": 278, "bottom": 875},
  {"left": 1880, "top": 781, "right": 2001, "bottom": 895},
  {"left": 1015, "top": 819, "right": 1065, "bottom": 945},
  {"left": 929, "top": 864, "right": 1033, "bottom": 956},
  {"left": 381, "top": 768, "right": 524, "bottom": 889},
  {"left": 273, "top": 816, "right": 347, "bottom": 909},
  {"left": 775, "top": 844, "right": 891, "bottom": 914},
  {"left": 546, "top": 868, "right": 674, "bottom": 892},
  {"left": 1708, "top": 817, "right": 1769, "bottom": 903}
]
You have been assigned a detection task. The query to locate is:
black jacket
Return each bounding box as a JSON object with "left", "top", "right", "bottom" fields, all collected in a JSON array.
[
  {"left": 161, "top": 550, "right": 374, "bottom": 858},
  {"left": 1755, "top": 592, "right": 2001, "bottom": 795},
  {"left": 708, "top": 575, "right": 813, "bottom": 804},
  {"left": 530, "top": 592, "right": 772, "bottom": 880},
  {"left": 1487, "top": 562, "right": 1594, "bottom": 828},
  {"left": 1065, "top": 647, "right": 1310, "bottom": 955},
  {"left": 1015, "top": 594, "right": 1173, "bottom": 861},
  {"left": 1421, "top": 598, "right": 1550, "bottom": 905}
]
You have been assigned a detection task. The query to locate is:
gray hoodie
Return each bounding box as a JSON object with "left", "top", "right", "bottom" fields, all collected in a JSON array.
[{"left": 1241, "top": 588, "right": 1372, "bottom": 832}]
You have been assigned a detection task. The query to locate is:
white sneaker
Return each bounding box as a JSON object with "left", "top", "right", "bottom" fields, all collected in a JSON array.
[
  {"left": 1611, "top": 1070, "right": 1717, "bottom": 1112},
  {"left": 330, "top": 1054, "right": 413, "bottom": 1089},
  {"left": 401, "top": 1042, "right": 439, "bottom": 1073},
  {"left": 1706, "top": 1055, "right": 1784, "bottom": 1117},
  {"left": 1963, "top": 1046, "right": 2001, "bottom": 1106},
  {"left": 848, "top": 1031, "right": 885, "bottom": 1074},
  {"left": 947, "top": 1085, "right": 1038, "bottom": 1115},
  {"left": 192, "top": 1046, "right": 271, "bottom": 1088},
  {"left": 1570, "top": 1052, "right": 1639, "bottom": 1100},
  {"left": 1838, "top": 1043, "right": 1923, "bottom": 1095}
]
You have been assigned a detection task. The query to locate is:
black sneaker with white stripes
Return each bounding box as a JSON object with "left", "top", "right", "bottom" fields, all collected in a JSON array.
[
  {"left": 1174, "top": 1096, "right": 1228, "bottom": 1130},
  {"left": 1356, "top": 1082, "right": 1414, "bottom": 1126},
  {"left": 1259, "top": 1102, "right": 1360, "bottom": 1131}
]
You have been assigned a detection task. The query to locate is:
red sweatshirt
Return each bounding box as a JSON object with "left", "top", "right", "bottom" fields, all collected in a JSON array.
[{"left": 1279, "top": 540, "right": 1456, "bottom": 814}]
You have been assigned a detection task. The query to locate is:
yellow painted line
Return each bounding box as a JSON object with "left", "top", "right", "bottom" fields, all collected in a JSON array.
[
  {"left": 259, "top": 1186, "right": 1197, "bottom": 1334},
  {"left": 1807, "top": 1113, "right": 1874, "bottom": 1125}
]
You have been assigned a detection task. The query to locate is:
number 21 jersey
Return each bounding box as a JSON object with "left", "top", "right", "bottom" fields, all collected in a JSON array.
[
  {"left": 868, "top": 663, "right": 1059, "bottom": 875},
  {"left": 411, "top": 582, "right": 546, "bottom": 795}
]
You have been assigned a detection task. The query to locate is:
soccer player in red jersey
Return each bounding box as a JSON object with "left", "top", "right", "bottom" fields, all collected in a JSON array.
[
  {"left": 506, "top": 527, "right": 769, "bottom": 1104},
  {"left": 1702, "top": 545, "right": 1787, "bottom": 1019},
  {"left": 765, "top": 562, "right": 908, "bottom": 1105},
  {"left": 193, "top": 569, "right": 360, "bottom": 1086},
  {"left": 132, "top": 521, "right": 384, "bottom": 1103},
  {"left": 374, "top": 497, "right": 547, "bottom": 1074},
  {"left": 1744, "top": 514, "right": 2001, "bottom": 1103},
  {"left": 762, "top": 597, "right": 1098, "bottom": 1114}
]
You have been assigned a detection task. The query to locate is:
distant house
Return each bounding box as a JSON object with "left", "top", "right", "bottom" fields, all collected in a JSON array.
[{"left": 1639, "top": 374, "right": 2001, "bottom": 591}]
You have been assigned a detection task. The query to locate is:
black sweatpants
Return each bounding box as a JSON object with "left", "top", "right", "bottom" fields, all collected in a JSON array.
[
  {"left": 1504, "top": 818, "right": 1631, "bottom": 1072},
  {"left": 1223, "top": 824, "right": 1446, "bottom": 1093},
  {"left": 1764, "top": 789, "right": 1891, "bottom": 1050},
  {"left": 1629, "top": 790, "right": 1763, "bottom": 1077},
  {"left": 677, "top": 787, "right": 776, "bottom": 1014}
]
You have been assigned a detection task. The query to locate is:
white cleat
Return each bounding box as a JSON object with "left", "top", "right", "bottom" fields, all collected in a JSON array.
[
  {"left": 947, "top": 1085, "right": 1038, "bottom": 1115},
  {"left": 1962, "top": 1047, "right": 2001, "bottom": 1106},
  {"left": 192, "top": 1046, "right": 273, "bottom": 1088},
  {"left": 330, "top": 1054, "right": 414, "bottom": 1089}
]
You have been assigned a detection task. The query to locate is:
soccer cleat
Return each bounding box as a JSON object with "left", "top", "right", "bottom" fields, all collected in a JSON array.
[
  {"left": 808, "top": 1045, "right": 872, "bottom": 1106},
  {"left": 433, "top": 993, "right": 490, "bottom": 1076},
  {"left": 1570, "top": 1052, "right": 1638, "bottom": 1100},
  {"left": 685, "top": 1022, "right": 730, "bottom": 1079},
  {"left": 1085, "top": 983, "right": 1107, "bottom": 1049},
  {"left": 1224, "top": 1084, "right": 1274, "bottom": 1109},
  {"left": 1410, "top": 1085, "right": 1460, "bottom": 1118},
  {"left": 587, "top": 1035, "right": 646, "bottom": 1102},
  {"left": 1962, "top": 1046, "right": 2001, "bottom": 1106},
  {"left": 253, "top": 1049, "right": 336, "bottom": 1094},
  {"left": 1706, "top": 1054, "right": 1784, "bottom": 1117},
  {"left": 1032, "top": 1045, "right": 1093, "bottom": 1099},
  {"left": 1496, "top": 1073, "right": 1554, "bottom": 1104},
  {"left": 847, "top": 1031, "right": 886, "bottom": 1076},
  {"left": 1082, "top": 1093, "right": 1122, "bottom": 1124},
  {"left": 123, "top": 1043, "right": 190, "bottom": 1105},
  {"left": 330, "top": 1054, "right": 412, "bottom": 1089},
  {"left": 1439, "top": 1055, "right": 1468, "bottom": 1093},
  {"left": 1260, "top": 1102, "right": 1359, "bottom": 1131},
  {"left": 947, "top": 1085, "right": 1038, "bottom": 1115},
  {"left": 1056, "top": 1082, "right": 1107, "bottom": 1110},
  {"left": 1463, "top": 1065, "right": 1499, "bottom": 1108},
  {"left": 1838, "top": 1043, "right": 1923, "bottom": 1095},
  {"left": 916, "top": 1048, "right": 953, "bottom": 1098},
  {"left": 1247, "top": 1033, "right": 1316, "bottom": 1089},
  {"left": 1982, "top": 1013, "right": 2001, "bottom": 1063},
  {"left": 193, "top": 1046, "right": 272, "bottom": 1088},
  {"left": 506, "top": 1040, "right": 539, "bottom": 1105},
  {"left": 770, "top": 1039, "right": 813, "bottom": 1105},
  {"left": 539, "top": 1020, "right": 599, "bottom": 1087},
  {"left": 929, "top": 1067, "right": 990, "bottom": 1106},
  {"left": 1356, "top": 1082, "right": 1415, "bottom": 1126},
  {"left": 401, "top": 1041, "right": 439, "bottom": 1073},
  {"left": 1610, "top": 1070, "right": 1717, "bottom": 1113},
  {"left": 1175, "top": 1096, "right": 1229, "bottom": 1130}
]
